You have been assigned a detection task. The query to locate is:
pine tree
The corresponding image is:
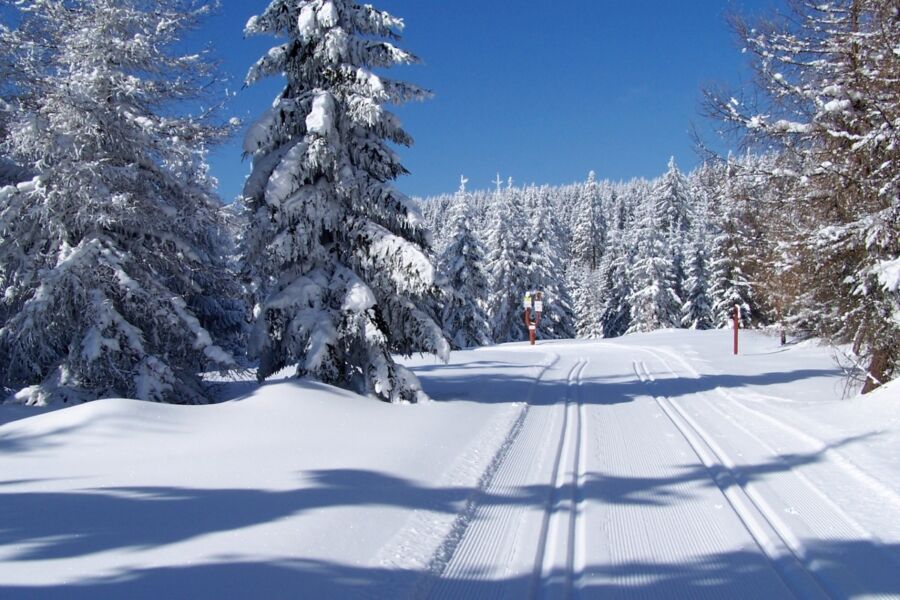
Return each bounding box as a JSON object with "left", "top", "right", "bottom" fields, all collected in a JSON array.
[
  {"left": 597, "top": 190, "right": 636, "bottom": 338},
  {"left": 487, "top": 187, "right": 530, "bottom": 343},
  {"left": 680, "top": 173, "right": 715, "bottom": 330},
  {"left": 654, "top": 157, "right": 693, "bottom": 237},
  {"left": 708, "top": 169, "right": 755, "bottom": 329},
  {"left": 598, "top": 229, "right": 632, "bottom": 338},
  {"left": 708, "top": 0, "right": 900, "bottom": 392},
  {"left": 0, "top": 0, "right": 240, "bottom": 405},
  {"left": 681, "top": 225, "right": 715, "bottom": 330},
  {"left": 573, "top": 266, "right": 604, "bottom": 339},
  {"left": 242, "top": 0, "right": 448, "bottom": 403},
  {"left": 522, "top": 186, "right": 576, "bottom": 339},
  {"left": 627, "top": 201, "right": 682, "bottom": 333},
  {"left": 651, "top": 157, "right": 693, "bottom": 301},
  {"left": 439, "top": 178, "right": 491, "bottom": 349},
  {"left": 571, "top": 171, "right": 605, "bottom": 272}
]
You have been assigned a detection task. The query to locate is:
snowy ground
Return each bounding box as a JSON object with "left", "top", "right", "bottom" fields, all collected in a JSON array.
[{"left": 2, "top": 330, "right": 899, "bottom": 599}]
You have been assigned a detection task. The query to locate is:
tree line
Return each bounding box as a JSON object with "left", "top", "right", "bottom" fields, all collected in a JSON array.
[{"left": 0, "top": 0, "right": 896, "bottom": 404}]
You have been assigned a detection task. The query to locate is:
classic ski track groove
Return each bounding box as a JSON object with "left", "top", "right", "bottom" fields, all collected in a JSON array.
[
  {"left": 534, "top": 358, "right": 589, "bottom": 600},
  {"left": 718, "top": 386, "right": 900, "bottom": 516},
  {"left": 638, "top": 344, "right": 900, "bottom": 599},
  {"left": 425, "top": 356, "right": 590, "bottom": 600},
  {"left": 369, "top": 353, "right": 560, "bottom": 600},
  {"left": 408, "top": 352, "right": 562, "bottom": 599},
  {"left": 649, "top": 345, "right": 900, "bottom": 514},
  {"left": 646, "top": 346, "right": 900, "bottom": 578},
  {"left": 632, "top": 351, "right": 828, "bottom": 600}
]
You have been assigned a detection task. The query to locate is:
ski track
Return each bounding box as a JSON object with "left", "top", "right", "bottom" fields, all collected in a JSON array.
[
  {"left": 424, "top": 357, "right": 589, "bottom": 600},
  {"left": 579, "top": 356, "right": 793, "bottom": 600},
  {"left": 650, "top": 344, "right": 900, "bottom": 515},
  {"left": 632, "top": 356, "right": 827, "bottom": 600},
  {"left": 370, "top": 353, "right": 561, "bottom": 599},
  {"left": 428, "top": 346, "right": 796, "bottom": 599},
  {"left": 636, "top": 345, "right": 900, "bottom": 599},
  {"left": 370, "top": 342, "right": 900, "bottom": 600},
  {"left": 535, "top": 358, "right": 588, "bottom": 600}
]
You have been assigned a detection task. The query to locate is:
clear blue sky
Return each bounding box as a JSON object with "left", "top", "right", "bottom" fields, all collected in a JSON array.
[{"left": 205, "top": 1, "right": 783, "bottom": 201}]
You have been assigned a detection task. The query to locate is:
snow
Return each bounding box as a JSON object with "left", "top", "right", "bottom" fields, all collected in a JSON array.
[
  {"left": 3, "top": 331, "right": 900, "bottom": 597},
  {"left": 305, "top": 91, "right": 335, "bottom": 136},
  {"left": 823, "top": 98, "right": 851, "bottom": 113},
  {"left": 243, "top": 106, "right": 276, "bottom": 154},
  {"left": 874, "top": 257, "right": 900, "bottom": 293},
  {"left": 342, "top": 280, "right": 376, "bottom": 313},
  {"left": 316, "top": 2, "right": 339, "bottom": 29},
  {"left": 772, "top": 119, "right": 812, "bottom": 134},
  {"left": 297, "top": 5, "right": 318, "bottom": 40},
  {"left": 263, "top": 141, "right": 309, "bottom": 207}
]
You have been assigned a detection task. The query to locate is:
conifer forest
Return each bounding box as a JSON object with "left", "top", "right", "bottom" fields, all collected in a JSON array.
[{"left": 3, "top": 2, "right": 900, "bottom": 599}]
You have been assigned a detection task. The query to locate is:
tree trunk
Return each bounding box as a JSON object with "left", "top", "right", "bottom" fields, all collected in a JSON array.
[{"left": 861, "top": 349, "right": 889, "bottom": 395}]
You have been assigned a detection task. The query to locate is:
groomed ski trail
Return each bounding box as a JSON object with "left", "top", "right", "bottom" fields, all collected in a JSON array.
[
  {"left": 635, "top": 345, "right": 900, "bottom": 599},
  {"left": 418, "top": 343, "right": 803, "bottom": 599}
]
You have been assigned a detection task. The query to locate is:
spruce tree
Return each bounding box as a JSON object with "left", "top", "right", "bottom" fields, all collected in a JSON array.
[
  {"left": 573, "top": 266, "right": 604, "bottom": 339},
  {"left": 439, "top": 179, "right": 491, "bottom": 349},
  {"left": 627, "top": 201, "right": 682, "bottom": 333},
  {"left": 681, "top": 225, "right": 715, "bottom": 330},
  {"left": 599, "top": 246, "right": 633, "bottom": 338},
  {"left": 708, "top": 165, "right": 755, "bottom": 328},
  {"left": 0, "top": 0, "right": 240, "bottom": 405},
  {"left": 487, "top": 187, "right": 530, "bottom": 343},
  {"left": 242, "top": 0, "right": 448, "bottom": 403},
  {"left": 651, "top": 157, "right": 693, "bottom": 301},
  {"left": 522, "top": 186, "right": 576, "bottom": 339},
  {"left": 571, "top": 171, "right": 605, "bottom": 272},
  {"left": 598, "top": 192, "right": 635, "bottom": 338}
]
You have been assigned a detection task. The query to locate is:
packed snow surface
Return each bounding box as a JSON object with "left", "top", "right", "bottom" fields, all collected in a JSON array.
[{"left": 2, "top": 330, "right": 900, "bottom": 598}]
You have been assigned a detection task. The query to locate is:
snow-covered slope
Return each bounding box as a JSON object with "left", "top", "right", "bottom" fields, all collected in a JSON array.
[{"left": 1, "top": 331, "right": 899, "bottom": 598}]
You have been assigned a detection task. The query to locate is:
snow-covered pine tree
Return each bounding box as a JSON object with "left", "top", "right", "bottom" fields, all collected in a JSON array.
[
  {"left": 571, "top": 171, "right": 605, "bottom": 272},
  {"left": 626, "top": 199, "right": 682, "bottom": 333},
  {"left": 571, "top": 175, "right": 613, "bottom": 338},
  {"left": 708, "top": 165, "right": 755, "bottom": 329},
  {"left": 654, "top": 157, "right": 693, "bottom": 238},
  {"left": 709, "top": 233, "right": 754, "bottom": 329},
  {"left": 242, "top": 0, "right": 448, "bottom": 403},
  {"left": 439, "top": 178, "right": 491, "bottom": 349},
  {"left": 681, "top": 223, "right": 715, "bottom": 330},
  {"left": 487, "top": 187, "right": 530, "bottom": 343},
  {"left": 651, "top": 157, "right": 693, "bottom": 301},
  {"left": 708, "top": 0, "right": 900, "bottom": 392},
  {"left": 598, "top": 188, "right": 636, "bottom": 338},
  {"left": 598, "top": 238, "right": 632, "bottom": 338},
  {"left": 523, "top": 185, "right": 575, "bottom": 339},
  {"left": 681, "top": 171, "right": 715, "bottom": 330},
  {"left": 573, "top": 266, "right": 604, "bottom": 339},
  {"left": 0, "top": 0, "right": 241, "bottom": 405}
]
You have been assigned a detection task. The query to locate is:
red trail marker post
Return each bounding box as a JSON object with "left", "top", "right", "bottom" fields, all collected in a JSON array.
[{"left": 733, "top": 304, "right": 740, "bottom": 356}]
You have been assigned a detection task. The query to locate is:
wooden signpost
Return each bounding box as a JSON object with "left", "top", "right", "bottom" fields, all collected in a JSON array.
[{"left": 524, "top": 290, "right": 544, "bottom": 346}]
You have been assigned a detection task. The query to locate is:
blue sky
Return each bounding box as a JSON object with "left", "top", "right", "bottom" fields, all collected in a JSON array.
[{"left": 206, "top": 1, "right": 782, "bottom": 201}]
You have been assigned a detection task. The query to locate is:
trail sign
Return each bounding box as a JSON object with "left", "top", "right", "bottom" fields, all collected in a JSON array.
[{"left": 523, "top": 290, "right": 544, "bottom": 345}]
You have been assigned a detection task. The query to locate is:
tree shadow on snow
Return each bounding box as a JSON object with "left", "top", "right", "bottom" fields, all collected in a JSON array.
[
  {"left": 2, "top": 540, "right": 900, "bottom": 599},
  {"left": 0, "top": 427, "right": 889, "bottom": 562},
  {"left": 418, "top": 366, "right": 840, "bottom": 407}
]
